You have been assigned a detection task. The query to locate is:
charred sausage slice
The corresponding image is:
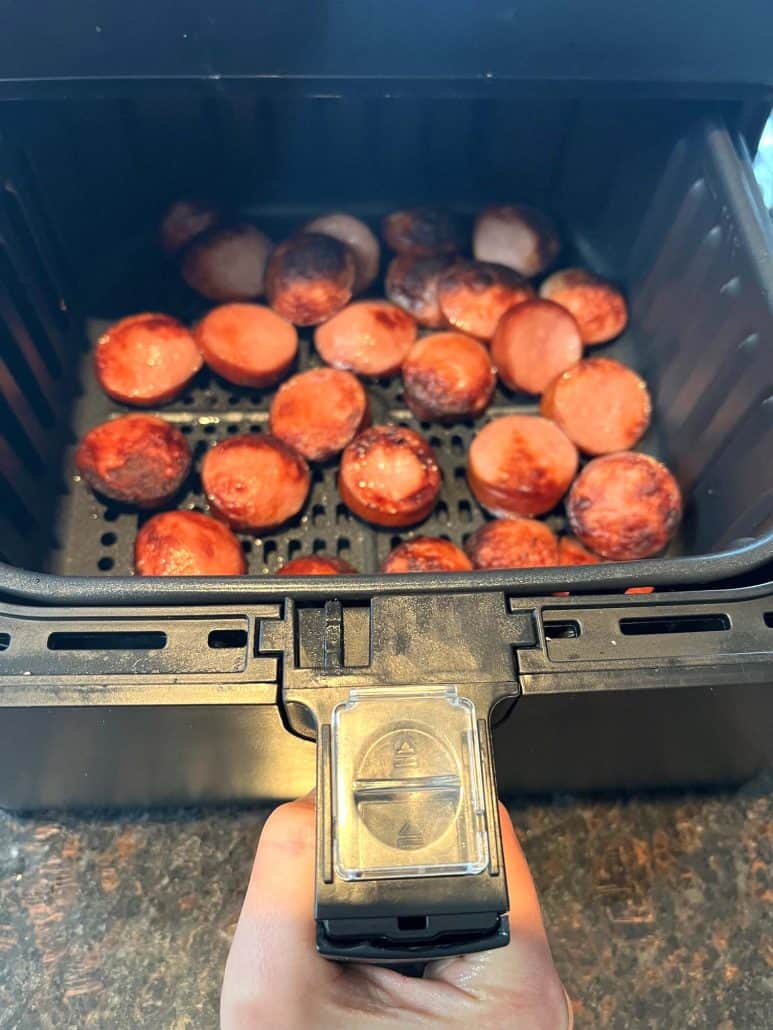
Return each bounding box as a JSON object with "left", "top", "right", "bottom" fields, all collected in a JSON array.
[
  {"left": 303, "top": 213, "right": 380, "bottom": 294},
  {"left": 465, "top": 518, "right": 559, "bottom": 570},
  {"left": 269, "top": 368, "right": 369, "bottom": 462},
  {"left": 437, "top": 260, "right": 533, "bottom": 341},
  {"left": 339, "top": 425, "right": 441, "bottom": 527},
  {"left": 385, "top": 253, "right": 454, "bottom": 329},
  {"left": 265, "top": 233, "right": 356, "bottom": 326},
  {"left": 539, "top": 268, "right": 627, "bottom": 345},
  {"left": 134, "top": 510, "right": 246, "bottom": 576},
  {"left": 567, "top": 452, "right": 682, "bottom": 560},
  {"left": 195, "top": 303, "right": 298, "bottom": 388},
  {"left": 382, "top": 208, "right": 464, "bottom": 257},
  {"left": 402, "top": 332, "right": 495, "bottom": 422},
  {"left": 76, "top": 414, "right": 192, "bottom": 509},
  {"left": 314, "top": 300, "right": 417, "bottom": 377},
  {"left": 94, "top": 313, "right": 203, "bottom": 407},
  {"left": 381, "top": 537, "right": 472, "bottom": 573},
  {"left": 468, "top": 414, "right": 578, "bottom": 517},
  {"left": 491, "top": 299, "right": 583, "bottom": 395},
  {"left": 201, "top": 435, "right": 310, "bottom": 532}
]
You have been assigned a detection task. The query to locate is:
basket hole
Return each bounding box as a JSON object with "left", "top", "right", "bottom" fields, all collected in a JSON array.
[
  {"left": 241, "top": 539, "right": 253, "bottom": 554},
  {"left": 249, "top": 424, "right": 262, "bottom": 433},
  {"left": 288, "top": 539, "right": 302, "bottom": 559},
  {"left": 100, "top": 532, "right": 117, "bottom": 546},
  {"left": 227, "top": 424, "right": 239, "bottom": 434},
  {"left": 336, "top": 537, "right": 351, "bottom": 557},
  {"left": 263, "top": 540, "right": 277, "bottom": 562},
  {"left": 97, "top": 556, "right": 114, "bottom": 571},
  {"left": 181, "top": 424, "right": 193, "bottom": 435},
  {"left": 312, "top": 538, "right": 326, "bottom": 554},
  {"left": 312, "top": 503, "right": 326, "bottom": 525},
  {"left": 203, "top": 423, "right": 217, "bottom": 435},
  {"left": 458, "top": 499, "right": 472, "bottom": 523},
  {"left": 429, "top": 436, "right": 442, "bottom": 449},
  {"left": 103, "top": 507, "right": 120, "bottom": 522},
  {"left": 0, "top": 633, "right": 10, "bottom": 652},
  {"left": 454, "top": 466, "right": 466, "bottom": 480},
  {"left": 451, "top": 435, "right": 464, "bottom": 455},
  {"left": 336, "top": 502, "right": 349, "bottom": 523}
]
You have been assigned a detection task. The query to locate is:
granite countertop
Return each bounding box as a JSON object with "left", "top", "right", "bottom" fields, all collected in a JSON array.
[{"left": 0, "top": 777, "right": 770, "bottom": 1029}]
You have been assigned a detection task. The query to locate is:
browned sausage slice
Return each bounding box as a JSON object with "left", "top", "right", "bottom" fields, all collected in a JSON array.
[
  {"left": 401, "top": 332, "right": 496, "bottom": 422},
  {"left": 385, "top": 253, "right": 454, "bottom": 328},
  {"left": 567, "top": 452, "right": 682, "bottom": 560},
  {"left": 540, "top": 357, "right": 651, "bottom": 455},
  {"left": 339, "top": 425, "right": 441, "bottom": 527},
  {"left": 557, "top": 535, "right": 601, "bottom": 566},
  {"left": 181, "top": 224, "right": 273, "bottom": 301},
  {"left": 539, "top": 268, "right": 627, "bottom": 345},
  {"left": 201, "top": 435, "right": 310, "bottom": 532},
  {"left": 278, "top": 555, "right": 358, "bottom": 575},
  {"left": 468, "top": 414, "right": 578, "bottom": 517},
  {"left": 382, "top": 208, "right": 464, "bottom": 256},
  {"left": 303, "top": 214, "right": 380, "bottom": 294},
  {"left": 195, "top": 303, "right": 298, "bottom": 388},
  {"left": 465, "top": 518, "right": 559, "bottom": 570},
  {"left": 437, "top": 260, "right": 533, "bottom": 341},
  {"left": 160, "top": 199, "right": 219, "bottom": 254},
  {"left": 134, "top": 511, "right": 246, "bottom": 576},
  {"left": 381, "top": 537, "right": 472, "bottom": 573},
  {"left": 269, "top": 368, "right": 369, "bottom": 461},
  {"left": 491, "top": 299, "right": 583, "bottom": 395},
  {"left": 314, "top": 300, "right": 417, "bottom": 377},
  {"left": 265, "top": 233, "right": 356, "bottom": 325},
  {"left": 94, "top": 313, "right": 203, "bottom": 407},
  {"left": 76, "top": 414, "right": 191, "bottom": 508},
  {"left": 473, "top": 205, "right": 560, "bottom": 278}
]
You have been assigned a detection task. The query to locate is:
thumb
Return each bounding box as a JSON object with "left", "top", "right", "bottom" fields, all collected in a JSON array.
[{"left": 425, "top": 804, "right": 572, "bottom": 1028}]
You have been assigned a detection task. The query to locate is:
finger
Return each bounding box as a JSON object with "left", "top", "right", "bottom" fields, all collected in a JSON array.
[
  {"left": 425, "top": 803, "right": 571, "bottom": 1026},
  {"left": 221, "top": 795, "right": 342, "bottom": 1029}
]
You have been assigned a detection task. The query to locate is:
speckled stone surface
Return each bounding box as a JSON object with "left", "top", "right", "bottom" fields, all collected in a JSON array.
[{"left": 0, "top": 777, "right": 770, "bottom": 1029}]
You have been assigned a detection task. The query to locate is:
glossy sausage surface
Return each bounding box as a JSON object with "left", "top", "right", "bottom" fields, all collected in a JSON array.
[
  {"left": 339, "top": 425, "right": 441, "bottom": 527},
  {"left": 567, "top": 452, "right": 682, "bottom": 560},
  {"left": 265, "top": 233, "right": 356, "bottom": 326},
  {"left": 278, "top": 555, "right": 358, "bottom": 575},
  {"left": 269, "top": 367, "right": 369, "bottom": 462},
  {"left": 402, "top": 332, "right": 495, "bottom": 422},
  {"left": 468, "top": 414, "right": 578, "bottom": 517},
  {"left": 314, "top": 300, "right": 417, "bottom": 377},
  {"left": 304, "top": 213, "right": 380, "bottom": 294},
  {"left": 201, "top": 435, "right": 310, "bottom": 532},
  {"left": 540, "top": 268, "right": 628, "bottom": 345},
  {"left": 385, "top": 253, "right": 454, "bottom": 328},
  {"left": 381, "top": 537, "right": 472, "bottom": 573},
  {"left": 195, "top": 303, "right": 298, "bottom": 388},
  {"left": 94, "top": 313, "right": 203, "bottom": 407},
  {"left": 437, "top": 260, "right": 533, "bottom": 341},
  {"left": 491, "top": 299, "right": 582, "bottom": 395},
  {"left": 465, "top": 518, "right": 559, "bottom": 570},
  {"left": 135, "top": 511, "right": 247, "bottom": 576}
]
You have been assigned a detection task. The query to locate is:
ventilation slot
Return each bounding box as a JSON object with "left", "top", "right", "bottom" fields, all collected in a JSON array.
[
  {"left": 0, "top": 633, "right": 10, "bottom": 652},
  {"left": 47, "top": 631, "right": 167, "bottom": 651},
  {"left": 764, "top": 613, "right": 773, "bottom": 628},
  {"left": 397, "top": 915, "right": 428, "bottom": 931},
  {"left": 619, "top": 614, "right": 730, "bottom": 636},
  {"left": 207, "top": 629, "right": 248, "bottom": 649},
  {"left": 544, "top": 620, "right": 581, "bottom": 640}
]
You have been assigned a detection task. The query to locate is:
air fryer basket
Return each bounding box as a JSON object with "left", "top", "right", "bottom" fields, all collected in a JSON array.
[{"left": 1, "top": 97, "right": 773, "bottom": 602}]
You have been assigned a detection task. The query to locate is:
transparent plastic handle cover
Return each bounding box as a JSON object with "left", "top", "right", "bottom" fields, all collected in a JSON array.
[{"left": 331, "top": 686, "right": 490, "bottom": 881}]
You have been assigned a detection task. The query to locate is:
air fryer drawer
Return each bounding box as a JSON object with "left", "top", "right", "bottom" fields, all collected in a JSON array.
[{"left": 1, "top": 101, "right": 773, "bottom": 601}]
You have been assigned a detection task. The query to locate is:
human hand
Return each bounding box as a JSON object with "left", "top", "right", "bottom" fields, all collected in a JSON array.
[{"left": 222, "top": 795, "right": 571, "bottom": 1029}]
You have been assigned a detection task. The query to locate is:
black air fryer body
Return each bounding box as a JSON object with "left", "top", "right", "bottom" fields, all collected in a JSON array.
[{"left": 0, "top": 1, "right": 772, "bottom": 810}]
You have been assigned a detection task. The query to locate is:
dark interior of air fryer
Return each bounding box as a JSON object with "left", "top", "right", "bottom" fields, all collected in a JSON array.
[{"left": 1, "top": 95, "right": 771, "bottom": 579}]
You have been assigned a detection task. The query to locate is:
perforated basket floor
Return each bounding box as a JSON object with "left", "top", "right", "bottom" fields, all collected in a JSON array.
[{"left": 50, "top": 299, "right": 667, "bottom": 578}]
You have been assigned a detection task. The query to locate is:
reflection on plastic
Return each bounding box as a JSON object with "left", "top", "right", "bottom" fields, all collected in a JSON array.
[{"left": 332, "top": 686, "right": 489, "bottom": 880}]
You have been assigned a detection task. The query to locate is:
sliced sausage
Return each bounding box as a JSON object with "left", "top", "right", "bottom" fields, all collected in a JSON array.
[
  {"left": 339, "top": 425, "right": 441, "bottom": 527},
  {"left": 382, "top": 208, "right": 464, "bottom": 257},
  {"left": 539, "top": 268, "right": 627, "bottom": 345},
  {"left": 402, "top": 332, "right": 496, "bottom": 423},
  {"left": 491, "top": 299, "right": 583, "bottom": 395},
  {"left": 540, "top": 357, "right": 651, "bottom": 455},
  {"left": 567, "top": 452, "right": 682, "bottom": 560},
  {"left": 265, "top": 233, "right": 356, "bottom": 326},
  {"left": 76, "top": 414, "right": 191, "bottom": 508},
  {"left": 385, "top": 253, "right": 454, "bottom": 329},
  {"left": 468, "top": 414, "right": 578, "bottom": 518},
  {"left": 94, "top": 313, "right": 203, "bottom": 407},
  {"left": 134, "top": 511, "right": 246, "bottom": 576},
  {"left": 465, "top": 518, "right": 559, "bottom": 570},
  {"left": 437, "top": 260, "right": 533, "bottom": 341},
  {"left": 473, "top": 204, "right": 560, "bottom": 278},
  {"left": 160, "top": 199, "right": 219, "bottom": 254},
  {"left": 314, "top": 300, "right": 416, "bottom": 377},
  {"left": 278, "top": 555, "right": 358, "bottom": 575},
  {"left": 181, "top": 224, "right": 273, "bottom": 302},
  {"left": 558, "top": 535, "right": 601, "bottom": 566},
  {"left": 201, "top": 435, "right": 310, "bottom": 532},
  {"left": 304, "top": 213, "right": 380, "bottom": 294},
  {"left": 195, "top": 303, "right": 298, "bottom": 388},
  {"left": 269, "top": 368, "right": 369, "bottom": 462},
  {"left": 381, "top": 537, "right": 472, "bottom": 573}
]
